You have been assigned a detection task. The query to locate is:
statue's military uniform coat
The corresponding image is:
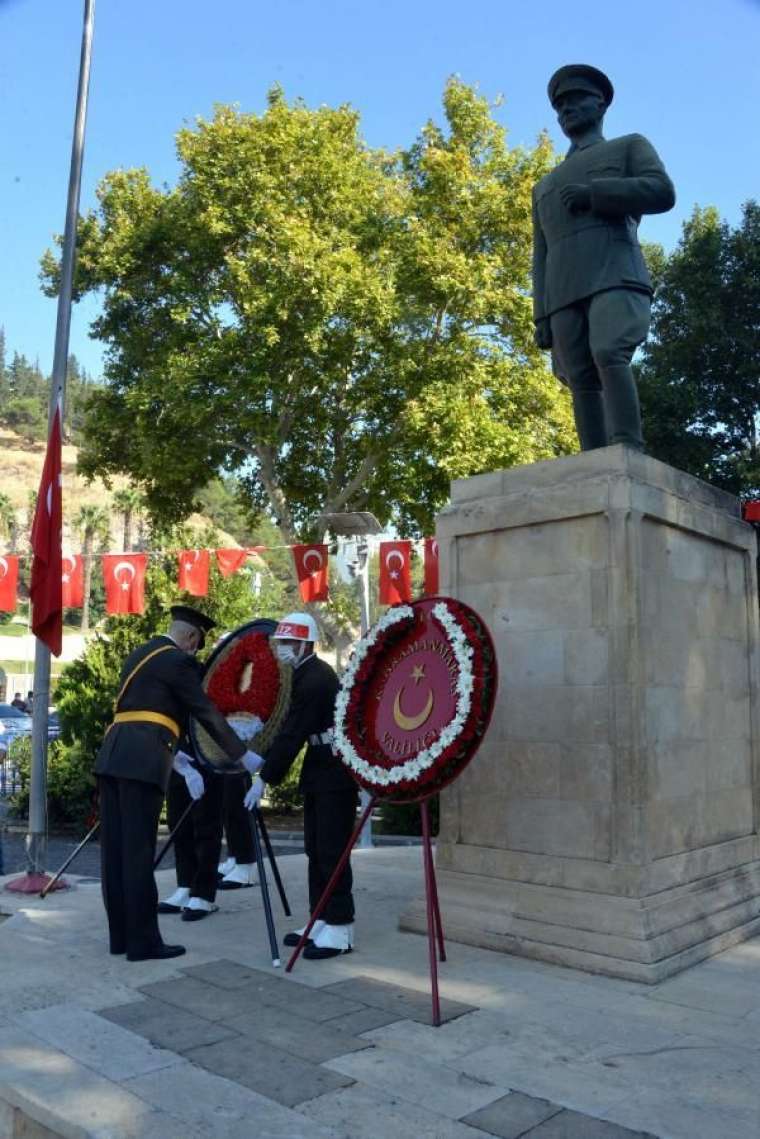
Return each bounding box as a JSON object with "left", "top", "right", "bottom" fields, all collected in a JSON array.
[
  {"left": 260, "top": 654, "right": 358, "bottom": 924},
  {"left": 532, "top": 133, "right": 675, "bottom": 321},
  {"left": 95, "top": 635, "right": 245, "bottom": 957}
]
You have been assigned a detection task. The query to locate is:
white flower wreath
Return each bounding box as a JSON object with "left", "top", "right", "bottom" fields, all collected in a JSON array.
[{"left": 333, "top": 600, "right": 475, "bottom": 789}]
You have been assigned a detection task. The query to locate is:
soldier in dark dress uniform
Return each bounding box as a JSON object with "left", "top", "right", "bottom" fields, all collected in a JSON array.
[
  {"left": 532, "top": 64, "right": 675, "bottom": 451},
  {"left": 243, "top": 612, "right": 358, "bottom": 959},
  {"left": 95, "top": 605, "right": 257, "bottom": 961}
]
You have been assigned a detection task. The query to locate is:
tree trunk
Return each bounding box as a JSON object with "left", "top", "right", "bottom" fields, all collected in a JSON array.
[
  {"left": 123, "top": 510, "right": 132, "bottom": 552},
  {"left": 81, "top": 532, "right": 93, "bottom": 632}
]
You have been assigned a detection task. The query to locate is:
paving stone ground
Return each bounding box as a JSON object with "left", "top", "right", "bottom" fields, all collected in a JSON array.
[
  {"left": 100, "top": 959, "right": 656, "bottom": 1136},
  {"left": 1, "top": 846, "right": 759, "bottom": 1138}
]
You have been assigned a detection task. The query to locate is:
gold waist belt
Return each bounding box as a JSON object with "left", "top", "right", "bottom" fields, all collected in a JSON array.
[{"left": 110, "top": 711, "right": 180, "bottom": 739}]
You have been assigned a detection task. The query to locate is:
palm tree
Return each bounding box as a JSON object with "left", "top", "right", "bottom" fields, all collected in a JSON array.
[
  {"left": 112, "top": 487, "right": 143, "bottom": 552},
  {"left": 73, "top": 504, "right": 110, "bottom": 631}
]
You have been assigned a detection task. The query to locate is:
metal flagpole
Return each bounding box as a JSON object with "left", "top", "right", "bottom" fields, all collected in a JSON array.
[{"left": 25, "top": 0, "right": 96, "bottom": 886}]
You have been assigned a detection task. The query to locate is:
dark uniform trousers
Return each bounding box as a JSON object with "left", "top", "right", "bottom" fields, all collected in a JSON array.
[
  {"left": 222, "top": 773, "right": 255, "bottom": 864},
  {"left": 94, "top": 635, "right": 246, "bottom": 957},
  {"left": 304, "top": 789, "right": 358, "bottom": 925},
  {"left": 99, "top": 774, "right": 164, "bottom": 956},
  {"left": 167, "top": 768, "right": 225, "bottom": 903},
  {"left": 260, "top": 654, "right": 358, "bottom": 927}
]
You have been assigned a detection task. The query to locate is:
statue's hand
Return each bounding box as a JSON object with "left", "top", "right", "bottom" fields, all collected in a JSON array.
[
  {"left": 560, "top": 183, "right": 592, "bottom": 213},
  {"left": 534, "top": 319, "right": 552, "bottom": 350}
]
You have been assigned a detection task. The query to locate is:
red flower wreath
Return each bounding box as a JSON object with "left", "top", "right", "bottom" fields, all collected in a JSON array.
[{"left": 206, "top": 632, "right": 280, "bottom": 719}]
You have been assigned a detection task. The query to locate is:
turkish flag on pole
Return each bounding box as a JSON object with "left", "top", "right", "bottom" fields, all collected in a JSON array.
[
  {"left": 103, "top": 553, "right": 148, "bottom": 615},
  {"left": 292, "top": 544, "right": 329, "bottom": 603},
  {"left": 178, "top": 549, "right": 210, "bottom": 596},
  {"left": 379, "top": 540, "right": 413, "bottom": 605},
  {"left": 0, "top": 554, "right": 19, "bottom": 613},
  {"left": 61, "top": 553, "right": 84, "bottom": 608},
  {"left": 29, "top": 406, "right": 63, "bottom": 654},
  {"left": 216, "top": 548, "right": 249, "bottom": 578},
  {"left": 423, "top": 538, "right": 440, "bottom": 596}
]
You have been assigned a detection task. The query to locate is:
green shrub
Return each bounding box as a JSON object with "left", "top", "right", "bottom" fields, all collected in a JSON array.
[
  {"left": 8, "top": 736, "right": 96, "bottom": 829},
  {"left": 377, "top": 794, "right": 439, "bottom": 836},
  {"left": 265, "top": 752, "right": 304, "bottom": 815}
]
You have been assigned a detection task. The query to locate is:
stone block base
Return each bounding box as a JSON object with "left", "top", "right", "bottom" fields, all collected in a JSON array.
[
  {"left": 401, "top": 859, "right": 760, "bottom": 983},
  {"left": 401, "top": 446, "right": 760, "bottom": 982}
]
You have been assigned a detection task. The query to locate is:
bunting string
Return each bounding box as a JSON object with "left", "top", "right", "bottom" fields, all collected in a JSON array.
[{"left": 0, "top": 537, "right": 440, "bottom": 617}]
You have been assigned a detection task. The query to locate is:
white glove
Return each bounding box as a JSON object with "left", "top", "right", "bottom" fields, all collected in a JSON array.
[
  {"left": 172, "top": 750, "right": 193, "bottom": 775},
  {"left": 183, "top": 766, "right": 205, "bottom": 800},
  {"left": 241, "top": 750, "right": 264, "bottom": 776},
  {"left": 244, "top": 776, "right": 266, "bottom": 811},
  {"left": 173, "top": 750, "right": 204, "bottom": 800}
]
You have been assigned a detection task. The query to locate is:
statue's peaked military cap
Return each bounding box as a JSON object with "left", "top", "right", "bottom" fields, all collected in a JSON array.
[{"left": 548, "top": 64, "right": 614, "bottom": 108}]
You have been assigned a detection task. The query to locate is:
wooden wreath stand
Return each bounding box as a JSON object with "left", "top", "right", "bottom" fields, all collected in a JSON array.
[{"left": 285, "top": 791, "right": 447, "bottom": 1026}]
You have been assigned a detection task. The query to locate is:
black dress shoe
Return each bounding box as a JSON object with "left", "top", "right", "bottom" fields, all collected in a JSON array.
[
  {"left": 126, "top": 943, "right": 186, "bottom": 962},
  {"left": 283, "top": 930, "right": 314, "bottom": 947},
  {"left": 157, "top": 902, "right": 183, "bottom": 914},
  {"left": 181, "top": 905, "right": 218, "bottom": 922},
  {"left": 303, "top": 943, "right": 352, "bottom": 960}
]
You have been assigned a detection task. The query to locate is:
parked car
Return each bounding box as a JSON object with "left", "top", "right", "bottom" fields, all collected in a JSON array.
[
  {"left": 47, "top": 709, "right": 62, "bottom": 741},
  {"left": 0, "top": 703, "right": 33, "bottom": 745}
]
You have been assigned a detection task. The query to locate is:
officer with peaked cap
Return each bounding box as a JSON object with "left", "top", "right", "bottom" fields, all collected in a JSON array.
[
  {"left": 532, "top": 64, "right": 675, "bottom": 451},
  {"left": 95, "top": 604, "right": 261, "bottom": 961}
]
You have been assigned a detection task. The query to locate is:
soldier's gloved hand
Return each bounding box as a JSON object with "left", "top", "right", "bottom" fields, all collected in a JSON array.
[
  {"left": 534, "top": 318, "right": 552, "bottom": 350},
  {"left": 173, "top": 751, "right": 204, "bottom": 800},
  {"left": 559, "top": 182, "right": 591, "bottom": 213},
  {"left": 244, "top": 776, "right": 266, "bottom": 811},
  {"left": 183, "top": 767, "right": 205, "bottom": 800},
  {"left": 241, "top": 750, "right": 264, "bottom": 776}
]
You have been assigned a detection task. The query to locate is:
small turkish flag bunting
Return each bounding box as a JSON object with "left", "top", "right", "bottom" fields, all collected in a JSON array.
[
  {"left": 61, "top": 553, "right": 84, "bottom": 608},
  {"left": 0, "top": 554, "right": 19, "bottom": 613},
  {"left": 423, "top": 538, "right": 439, "bottom": 596},
  {"left": 103, "top": 553, "right": 148, "bottom": 615},
  {"left": 179, "top": 549, "right": 210, "bottom": 596},
  {"left": 292, "top": 544, "right": 329, "bottom": 603},
  {"left": 378, "top": 540, "right": 412, "bottom": 605},
  {"left": 216, "top": 548, "right": 248, "bottom": 578}
]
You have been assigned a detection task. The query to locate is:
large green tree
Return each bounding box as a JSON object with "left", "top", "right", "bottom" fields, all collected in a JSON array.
[
  {"left": 638, "top": 201, "right": 760, "bottom": 494},
  {"left": 43, "top": 80, "right": 574, "bottom": 540}
]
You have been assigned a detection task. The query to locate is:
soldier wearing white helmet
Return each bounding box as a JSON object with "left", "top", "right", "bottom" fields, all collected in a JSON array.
[{"left": 242, "top": 611, "right": 358, "bottom": 958}]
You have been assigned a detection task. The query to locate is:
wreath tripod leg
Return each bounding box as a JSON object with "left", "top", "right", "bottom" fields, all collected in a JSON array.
[
  {"left": 248, "top": 809, "right": 280, "bottom": 967},
  {"left": 421, "top": 797, "right": 443, "bottom": 1027},
  {"left": 254, "top": 806, "right": 291, "bottom": 917}
]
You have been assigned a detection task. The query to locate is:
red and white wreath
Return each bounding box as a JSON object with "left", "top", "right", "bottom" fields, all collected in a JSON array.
[{"left": 333, "top": 597, "right": 496, "bottom": 800}]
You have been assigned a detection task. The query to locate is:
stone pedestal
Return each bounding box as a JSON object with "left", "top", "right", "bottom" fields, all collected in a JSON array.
[{"left": 400, "top": 446, "right": 760, "bottom": 982}]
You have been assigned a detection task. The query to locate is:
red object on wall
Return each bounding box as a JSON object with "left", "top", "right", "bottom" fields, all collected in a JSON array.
[{"left": 742, "top": 501, "right": 760, "bottom": 522}]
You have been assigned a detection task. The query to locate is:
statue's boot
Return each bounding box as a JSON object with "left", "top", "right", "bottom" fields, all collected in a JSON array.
[
  {"left": 571, "top": 390, "right": 608, "bottom": 451},
  {"left": 600, "top": 365, "right": 644, "bottom": 451}
]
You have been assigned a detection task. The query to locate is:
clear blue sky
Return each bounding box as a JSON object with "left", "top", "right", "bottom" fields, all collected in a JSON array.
[{"left": 3, "top": 0, "right": 759, "bottom": 377}]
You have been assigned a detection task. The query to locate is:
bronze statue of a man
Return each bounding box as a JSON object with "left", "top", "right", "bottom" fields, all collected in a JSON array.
[{"left": 532, "top": 64, "right": 675, "bottom": 451}]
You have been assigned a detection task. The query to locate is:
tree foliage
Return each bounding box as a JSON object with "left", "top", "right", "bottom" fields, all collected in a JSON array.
[
  {"left": 639, "top": 201, "right": 760, "bottom": 494},
  {"left": 42, "top": 81, "right": 574, "bottom": 540}
]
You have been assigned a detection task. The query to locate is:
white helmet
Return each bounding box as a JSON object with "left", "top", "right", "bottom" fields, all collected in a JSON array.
[{"left": 272, "top": 612, "right": 319, "bottom": 642}]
